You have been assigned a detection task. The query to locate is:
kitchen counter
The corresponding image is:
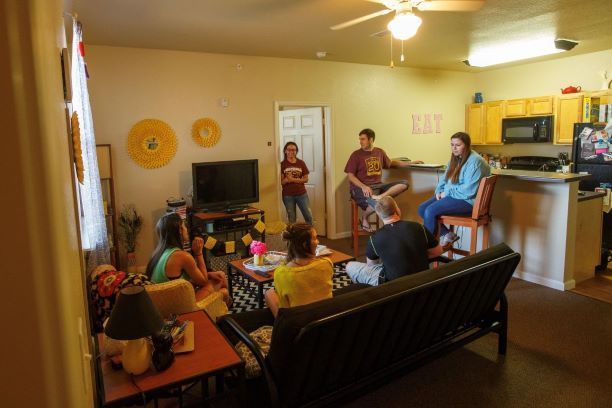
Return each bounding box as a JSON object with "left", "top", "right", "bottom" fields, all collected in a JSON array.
[
  {"left": 383, "top": 166, "right": 604, "bottom": 291},
  {"left": 577, "top": 190, "right": 607, "bottom": 202}
]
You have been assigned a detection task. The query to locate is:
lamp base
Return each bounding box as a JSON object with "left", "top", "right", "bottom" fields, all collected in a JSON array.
[{"left": 122, "top": 338, "right": 151, "bottom": 375}]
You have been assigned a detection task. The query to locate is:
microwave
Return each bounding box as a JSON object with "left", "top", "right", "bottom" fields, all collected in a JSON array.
[{"left": 502, "top": 116, "right": 553, "bottom": 143}]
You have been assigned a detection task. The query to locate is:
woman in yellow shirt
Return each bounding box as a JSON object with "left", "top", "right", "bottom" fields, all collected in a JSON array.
[{"left": 265, "top": 223, "right": 333, "bottom": 317}]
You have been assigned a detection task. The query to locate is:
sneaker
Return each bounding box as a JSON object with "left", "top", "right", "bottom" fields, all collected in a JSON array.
[{"left": 440, "top": 231, "right": 458, "bottom": 246}]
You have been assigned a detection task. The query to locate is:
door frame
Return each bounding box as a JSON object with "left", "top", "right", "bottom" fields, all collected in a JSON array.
[{"left": 274, "top": 101, "right": 337, "bottom": 238}]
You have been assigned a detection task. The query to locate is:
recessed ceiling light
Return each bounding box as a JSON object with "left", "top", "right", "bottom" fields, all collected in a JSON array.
[{"left": 316, "top": 51, "right": 327, "bottom": 58}]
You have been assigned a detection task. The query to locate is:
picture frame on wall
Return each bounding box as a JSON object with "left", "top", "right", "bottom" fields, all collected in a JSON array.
[{"left": 61, "top": 48, "right": 72, "bottom": 102}]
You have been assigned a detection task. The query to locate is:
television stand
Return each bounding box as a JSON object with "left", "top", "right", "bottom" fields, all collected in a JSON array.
[{"left": 224, "top": 205, "right": 249, "bottom": 213}]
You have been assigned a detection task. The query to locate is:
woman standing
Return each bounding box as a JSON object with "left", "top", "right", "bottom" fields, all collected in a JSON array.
[
  {"left": 264, "top": 223, "right": 333, "bottom": 317},
  {"left": 280, "top": 142, "right": 313, "bottom": 225},
  {"left": 145, "top": 213, "right": 231, "bottom": 306},
  {"left": 418, "top": 132, "right": 490, "bottom": 246}
]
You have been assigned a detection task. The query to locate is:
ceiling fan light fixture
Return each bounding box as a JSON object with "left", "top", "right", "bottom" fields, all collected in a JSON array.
[
  {"left": 387, "top": 12, "right": 422, "bottom": 41},
  {"left": 465, "top": 37, "right": 579, "bottom": 67}
]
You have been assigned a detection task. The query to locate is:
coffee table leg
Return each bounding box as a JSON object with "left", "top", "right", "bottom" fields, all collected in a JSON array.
[
  {"left": 258, "top": 283, "right": 264, "bottom": 308},
  {"left": 227, "top": 264, "right": 234, "bottom": 299}
]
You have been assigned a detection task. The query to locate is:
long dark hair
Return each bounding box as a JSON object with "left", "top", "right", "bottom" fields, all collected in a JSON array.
[
  {"left": 283, "top": 141, "right": 299, "bottom": 161},
  {"left": 145, "top": 213, "right": 184, "bottom": 277},
  {"left": 445, "top": 132, "right": 472, "bottom": 184},
  {"left": 282, "top": 223, "right": 314, "bottom": 263}
]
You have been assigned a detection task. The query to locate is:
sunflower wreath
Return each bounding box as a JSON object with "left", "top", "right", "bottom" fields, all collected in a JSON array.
[
  {"left": 127, "top": 119, "right": 177, "bottom": 169},
  {"left": 192, "top": 117, "right": 221, "bottom": 148},
  {"left": 71, "top": 111, "right": 85, "bottom": 184}
]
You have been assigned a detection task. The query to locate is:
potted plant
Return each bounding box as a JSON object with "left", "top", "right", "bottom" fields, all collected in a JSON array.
[{"left": 118, "top": 204, "right": 143, "bottom": 271}]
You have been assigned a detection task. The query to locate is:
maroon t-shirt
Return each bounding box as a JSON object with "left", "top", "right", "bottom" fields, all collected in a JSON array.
[
  {"left": 344, "top": 147, "right": 391, "bottom": 189},
  {"left": 281, "top": 159, "right": 309, "bottom": 196}
]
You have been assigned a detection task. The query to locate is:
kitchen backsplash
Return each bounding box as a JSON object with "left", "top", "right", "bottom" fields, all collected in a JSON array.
[{"left": 476, "top": 143, "right": 570, "bottom": 160}]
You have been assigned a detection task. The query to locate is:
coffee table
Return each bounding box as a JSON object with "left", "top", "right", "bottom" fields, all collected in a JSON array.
[
  {"left": 96, "top": 310, "right": 245, "bottom": 407},
  {"left": 227, "top": 249, "right": 356, "bottom": 308}
]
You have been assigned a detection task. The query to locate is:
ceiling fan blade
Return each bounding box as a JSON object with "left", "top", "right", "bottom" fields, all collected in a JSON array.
[
  {"left": 330, "top": 9, "right": 393, "bottom": 30},
  {"left": 417, "top": 0, "right": 485, "bottom": 12}
]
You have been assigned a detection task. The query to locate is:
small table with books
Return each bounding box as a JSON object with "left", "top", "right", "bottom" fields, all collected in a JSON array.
[
  {"left": 227, "top": 248, "right": 356, "bottom": 308},
  {"left": 95, "top": 310, "right": 245, "bottom": 407}
]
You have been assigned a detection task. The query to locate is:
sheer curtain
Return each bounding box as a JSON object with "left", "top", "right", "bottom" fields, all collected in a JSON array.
[{"left": 71, "top": 21, "right": 110, "bottom": 271}]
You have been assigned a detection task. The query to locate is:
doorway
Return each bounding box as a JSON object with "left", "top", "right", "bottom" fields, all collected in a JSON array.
[{"left": 275, "top": 103, "right": 334, "bottom": 237}]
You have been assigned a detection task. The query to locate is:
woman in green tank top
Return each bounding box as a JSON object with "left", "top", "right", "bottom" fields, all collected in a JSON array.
[{"left": 146, "top": 213, "right": 231, "bottom": 306}]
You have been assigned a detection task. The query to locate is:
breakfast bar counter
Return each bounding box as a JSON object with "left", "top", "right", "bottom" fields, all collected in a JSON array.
[{"left": 383, "top": 165, "right": 603, "bottom": 290}]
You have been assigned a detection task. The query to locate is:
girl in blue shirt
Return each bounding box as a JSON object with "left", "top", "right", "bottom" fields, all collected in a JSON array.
[{"left": 418, "top": 132, "right": 490, "bottom": 245}]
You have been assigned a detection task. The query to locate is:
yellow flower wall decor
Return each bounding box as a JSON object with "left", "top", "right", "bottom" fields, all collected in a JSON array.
[
  {"left": 192, "top": 117, "right": 221, "bottom": 148},
  {"left": 127, "top": 119, "right": 177, "bottom": 169},
  {"left": 71, "top": 111, "right": 85, "bottom": 184}
]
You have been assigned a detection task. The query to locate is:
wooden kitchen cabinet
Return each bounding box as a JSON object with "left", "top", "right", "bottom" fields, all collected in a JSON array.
[
  {"left": 505, "top": 99, "right": 528, "bottom": 116},
  {"left": 466, "top": 101, "right": 503, "bottom": 145},
  {"left": 555, "top": 93, "right": 583, "bottom": 144},
  {"left": 465, "top": 103, "right": 485, "bottom": 145},
  {"left": 484, "top": 101, "right": 504, "bottom": 144},
  {"left": 529, "top": 96, "right": 554, "bottom": 115}
]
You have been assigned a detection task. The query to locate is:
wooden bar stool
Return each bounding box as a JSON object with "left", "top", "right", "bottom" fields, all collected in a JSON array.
[
  {"left": 350, "top": 199, "right": 380, "bottom": 258},
  {"left": 437, "top": 175, "right": 498, "bottom": 258}
]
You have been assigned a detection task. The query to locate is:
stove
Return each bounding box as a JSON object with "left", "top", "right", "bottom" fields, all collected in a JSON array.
[{"left": 507, "top": 156, "right": 560, "bottom": 172}]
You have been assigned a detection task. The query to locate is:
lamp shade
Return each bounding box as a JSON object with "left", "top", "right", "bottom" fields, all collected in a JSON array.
[{"left": 104, "top": 286, "right": 163, "bottom": 340}]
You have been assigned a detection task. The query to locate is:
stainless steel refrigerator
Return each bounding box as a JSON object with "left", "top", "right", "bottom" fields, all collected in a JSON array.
[{"left": 571, "top": 123, "right": 611, "bottom": 260}]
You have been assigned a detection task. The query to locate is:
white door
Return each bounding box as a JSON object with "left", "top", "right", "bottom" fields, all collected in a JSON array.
[{"left": 278, "top": 107, "right": 326, "bottom": 235}]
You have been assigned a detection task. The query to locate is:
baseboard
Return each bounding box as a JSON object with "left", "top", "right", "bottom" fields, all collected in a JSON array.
[
  {"left": 328, "top": 231, "right": 351, "bottom": 240},
  {"left": 513, "top": 270, "right": 574, "bottom": 291}
]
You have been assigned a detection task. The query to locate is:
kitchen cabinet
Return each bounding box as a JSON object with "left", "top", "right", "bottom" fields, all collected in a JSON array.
[
  {"left": 466, "top": 103, "right": 485, "bottom": 144},
  {"left": 96, "top": 144, "right": 119, "bottom": 266},
  {"left": 484, "top": 101, "right": 504, "bottom": 144},
  {"left": 505, "top": 99, "right": 528, "bottom": 117},
  {"left": 555, "top": 93, "right": 583, "bottom": 144},
  {"left": 466, "top": 101, "right": 503, "bottom": 145},
  {"left": 529, "top": 96, "right": 554, "bottom": 115}
]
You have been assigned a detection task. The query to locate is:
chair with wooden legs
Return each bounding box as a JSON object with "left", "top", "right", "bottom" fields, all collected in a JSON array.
[
  {"left": 437, "top": 175, "right": 498, "bottom": 258},
  {"left": 350, "top": 199, "right": 380, "bottom": 258}
]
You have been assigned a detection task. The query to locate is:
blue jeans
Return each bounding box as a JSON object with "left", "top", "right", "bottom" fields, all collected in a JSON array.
[
  {"left": 282, "top": 193, "right": 313, "bottom": 225},
  {"left": 418, "top": 196, "right": 473, "bottom": 236}
]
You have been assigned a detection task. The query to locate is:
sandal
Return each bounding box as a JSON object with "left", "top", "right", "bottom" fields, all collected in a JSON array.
[{"left": 360, "top": 220, "right": 374, "bottom": 233}]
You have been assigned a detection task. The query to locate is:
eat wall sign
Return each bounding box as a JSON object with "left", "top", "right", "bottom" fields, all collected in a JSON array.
[{"left": 412, "top": 113, "right": 442, "bottom": 134}]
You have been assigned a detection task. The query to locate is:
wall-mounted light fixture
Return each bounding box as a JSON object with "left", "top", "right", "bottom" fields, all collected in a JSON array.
[{"left": 464, "top": 38, "right": 578, "bottom": 67}]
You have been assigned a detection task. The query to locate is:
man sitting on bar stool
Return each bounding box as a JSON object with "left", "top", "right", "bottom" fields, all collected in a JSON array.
[
  {"left": 346, "top": 197, "right": 444, "bottom": 286},
  {"left": 344, "top": 128, "right": 422, "bottom": 232}
]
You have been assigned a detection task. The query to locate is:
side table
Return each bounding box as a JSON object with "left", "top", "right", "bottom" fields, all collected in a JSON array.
[{"left": 95, "top": 310, "right": 245, "bottom": 407}]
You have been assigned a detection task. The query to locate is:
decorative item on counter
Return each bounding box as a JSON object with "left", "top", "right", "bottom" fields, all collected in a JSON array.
[
  {"left": 474, "top": 92, "right": 483, "bottom": 103},
  {"left": 250, "top": 240, "right": 267, "bottom": 266},
  {"left": 127, "top": 119, "right": 177, "bottom": 169},
  {"left": 561, "top": 85, "right": 581, "bottom": 94},
  {"left": 151, "top": 332, "right": 175, "bottom": 372}
]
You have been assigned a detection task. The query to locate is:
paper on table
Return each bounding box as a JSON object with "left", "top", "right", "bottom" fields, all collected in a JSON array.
[{"left": 316, "top": 245, "right": 333, "bottom": 256}]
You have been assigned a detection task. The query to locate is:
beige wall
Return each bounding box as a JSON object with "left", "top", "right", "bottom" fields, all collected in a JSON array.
[
  {"left": 87, "top": 46, "right": 476, "bottom": 266},
  {"left": 1, "top": 0, "right": 93, "bottom": 406}
]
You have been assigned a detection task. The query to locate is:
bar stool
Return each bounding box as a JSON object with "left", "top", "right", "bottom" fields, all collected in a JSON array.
[
  {"left": 437, "top": 175, "right": 498, "bottom": 257},
  {"left": 350, "top": 199, "right": 380, "bottom": 258}
]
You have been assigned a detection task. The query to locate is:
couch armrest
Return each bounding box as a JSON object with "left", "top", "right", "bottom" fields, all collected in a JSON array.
[
  {"left": 227, "top": 308, "right": 275, "bottom": 333},
  {"left": 145, "top": 279, "right": 198, "bottom": 318},
  {"left": 195, "top": 291, "right": 228, "bottom": 321}
]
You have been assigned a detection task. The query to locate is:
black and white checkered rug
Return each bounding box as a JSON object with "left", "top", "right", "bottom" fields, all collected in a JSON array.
[{"left": 228, "top": 266, "right": 353, "bottom": 314}]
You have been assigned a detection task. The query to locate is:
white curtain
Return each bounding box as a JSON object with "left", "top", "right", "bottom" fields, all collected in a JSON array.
[{"left": 71, "top": 21, "right": 110, "bottom": 271}]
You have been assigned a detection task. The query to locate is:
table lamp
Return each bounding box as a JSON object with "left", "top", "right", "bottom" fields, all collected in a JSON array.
[{"left": 104, "top": 286, "right": 164, "bottom": 375}]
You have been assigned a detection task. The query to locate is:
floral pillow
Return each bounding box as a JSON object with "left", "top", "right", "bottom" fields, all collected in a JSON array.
[{"left": 89, "top": 265, "right": 152, "bottom": 332}]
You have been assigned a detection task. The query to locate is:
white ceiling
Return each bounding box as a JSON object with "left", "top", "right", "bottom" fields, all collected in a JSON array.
[{"left": 71, "top": 0, "right": 612, "bottom": 71}]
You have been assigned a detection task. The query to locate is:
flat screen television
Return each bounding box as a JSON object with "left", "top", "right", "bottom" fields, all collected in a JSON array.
[{"left": 192, "top": 159, "right": 259, "bottom": 211}]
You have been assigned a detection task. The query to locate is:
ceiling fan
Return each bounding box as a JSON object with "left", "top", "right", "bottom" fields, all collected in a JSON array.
[{"left": 331, "top": 0, "right": 485, "bottom": 40}]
